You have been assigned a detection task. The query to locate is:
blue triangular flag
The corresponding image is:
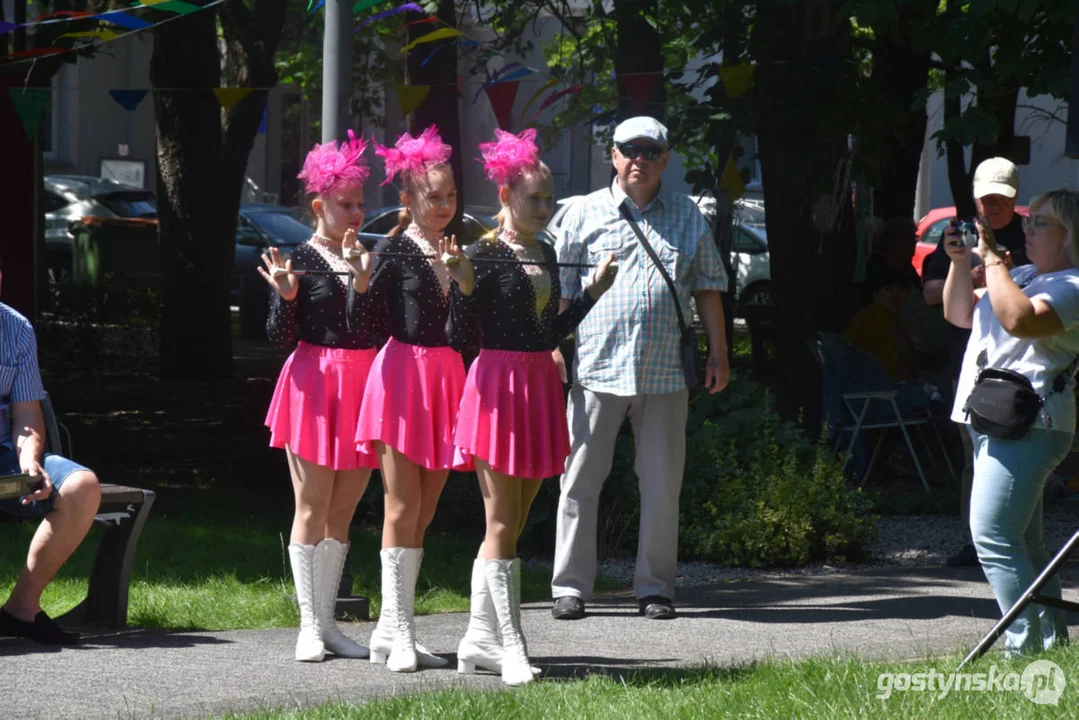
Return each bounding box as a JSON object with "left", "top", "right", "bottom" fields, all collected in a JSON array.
[
  {"left": 257, "top": 107, "right": 267, "bottom": 135},
  {"left": 108, "top": 89, "right": 150, "bottom": 112}
]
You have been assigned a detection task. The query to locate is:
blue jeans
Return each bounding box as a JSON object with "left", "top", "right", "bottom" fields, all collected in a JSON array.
[
  {"left": 968, "top": 425, "right": 1072, "bottom": 656},
  {"left": 0, "top": 445, "right": 89, "bottom": 518}
]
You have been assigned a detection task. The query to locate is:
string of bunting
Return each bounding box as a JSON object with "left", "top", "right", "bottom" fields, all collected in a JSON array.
[
  {"left": 0, "top": 0, "right": 226, "bottom": 65},
  {"left": 334, "top": 0, "right": 757, "bottom": 133}
]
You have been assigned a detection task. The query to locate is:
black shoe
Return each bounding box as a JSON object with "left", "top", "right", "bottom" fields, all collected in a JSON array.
[
  {"left": 0, "top": 608, "right": 80, "bottom": 645},
  {"left": 638, "top": 596, "right": 676, "bottom": 620},
  {"left": 946, "top": 544, "right": 979, "bottom": 568},
  {"left": 552, "top": 596, "right": 585, "bottom": 620}
]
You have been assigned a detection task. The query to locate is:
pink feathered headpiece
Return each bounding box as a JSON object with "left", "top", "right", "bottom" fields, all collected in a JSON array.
[
  {"left": 297, "top": 129, "right": 370, "bottom": 196},
  {"left": 374, "top": 125, "right": 453, "bottom": 187},
  {"left": 478, "top": 128, "right": 540, "bottom": 186}
]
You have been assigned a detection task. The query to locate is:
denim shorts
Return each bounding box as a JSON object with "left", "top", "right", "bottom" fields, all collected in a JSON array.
[{"left": 0, "top": 444, "right": 90, "bottom": 518}]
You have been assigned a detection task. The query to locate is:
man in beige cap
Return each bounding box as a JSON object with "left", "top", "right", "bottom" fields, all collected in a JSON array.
[{"left": 922, "top": 156, "right": 1029, "bottom": 567}]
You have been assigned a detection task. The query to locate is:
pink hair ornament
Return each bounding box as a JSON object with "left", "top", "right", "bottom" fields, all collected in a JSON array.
[
  {"left": 297, "top": 129, "right": 371, "bottom": 196},
  {"left": 374, "top": 125, "right": 453, "bottom": 186},
  {"left": 478, "top": 128, "right": 540, "bottom": 186}
]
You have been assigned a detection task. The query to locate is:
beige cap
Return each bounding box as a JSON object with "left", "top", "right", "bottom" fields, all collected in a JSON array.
[{"left": 972, "top": 157, "right": 1019, "bottom": 199}]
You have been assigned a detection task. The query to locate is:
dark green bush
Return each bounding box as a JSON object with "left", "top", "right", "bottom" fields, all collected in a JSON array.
[{"left": 679, "top": 377, "right": 877, "bottom": 566}]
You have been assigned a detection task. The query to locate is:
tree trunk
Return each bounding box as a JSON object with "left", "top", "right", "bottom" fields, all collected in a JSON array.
[
  {"left": 152, "top": 11, "right": 231, "bottom": 380},
  {"left": 407, "top": 0, "right": 465, "bottom": 234},
  {"left": 151, "top": 2, "right": 285, "bottom": 380},
  {"left": 614, "top": 0, "right": 665, "bottom": 122},
  {"left": 752, "top": 1, "right": 858, "bottom": 426},
  {"left": 868, "top": 12, "right": 931, "bottom": 221}
]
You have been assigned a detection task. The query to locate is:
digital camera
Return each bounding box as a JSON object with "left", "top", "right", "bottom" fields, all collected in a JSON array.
[{"left": 955, "top": 220, "right": 980, "bottom": 249}]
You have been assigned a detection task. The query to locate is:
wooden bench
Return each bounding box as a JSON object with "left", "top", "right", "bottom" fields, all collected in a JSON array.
[{"left": 36, "top": 395, "right": 156, "bottom": 629}]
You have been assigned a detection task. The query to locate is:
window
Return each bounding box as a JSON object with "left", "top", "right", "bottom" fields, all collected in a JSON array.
[
  {"left": 736, "top": 134, "right": 762, "bottom": 188},
  {"left": 42, "top": 190, "right": 70, "bottom": 213},
  {"left": 732, "top": 227, "right": 766, "bottom": 254}
]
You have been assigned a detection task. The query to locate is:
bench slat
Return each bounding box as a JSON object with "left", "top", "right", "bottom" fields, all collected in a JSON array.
[{"left": 100, "top": 484, "right": 150, "bottom": 506}]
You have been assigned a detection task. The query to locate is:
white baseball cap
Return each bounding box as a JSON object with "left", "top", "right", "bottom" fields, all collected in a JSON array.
[
  {"left": 612, "top": 116, "right": 669, "bottom": 149},
  {"left": 972, "top": 157, "right": 1019, "bottom": 199}
]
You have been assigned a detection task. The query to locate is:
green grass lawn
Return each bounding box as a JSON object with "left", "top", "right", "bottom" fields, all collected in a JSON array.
[
  {"left": 0, "top": 486, "right": 617, "bottom": 630},
  {"left": 214, "top": 648, "right": 1076, "bottom": 719}
]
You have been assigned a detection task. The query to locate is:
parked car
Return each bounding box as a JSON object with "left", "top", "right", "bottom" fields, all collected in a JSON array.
[
  {"left": 44, "top": 175, "right": 157, "bottom": 280},
  {"left": 234, "top": 204, "right": 312, "bottom": 339},
  {"left": 360, "top": 206, "right": 497, "bottom": 244},
  {"left": 913, "top": 205, "right": 1030, "bottom": 277}
]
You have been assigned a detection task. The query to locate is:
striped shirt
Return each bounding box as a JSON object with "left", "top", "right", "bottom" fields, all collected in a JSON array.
[
  {"left": 0, "top": 302, "right": 46, "bottom": 448},
  {"left": 556, "top": 180, "right": 727, "bottom": 396}
]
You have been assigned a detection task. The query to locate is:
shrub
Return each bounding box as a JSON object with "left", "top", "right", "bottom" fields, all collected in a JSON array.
[{"left": 679, "top": 377, "right": 877, "bottom": 566}]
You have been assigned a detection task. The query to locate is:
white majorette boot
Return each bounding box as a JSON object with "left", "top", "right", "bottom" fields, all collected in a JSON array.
[
  {"left": 457, "top": 558, "right": 503, "bottom": 674},
  {"left": 370, "top": 547, "right": 447, "bottom": 669},
  {"left": 315, "top": 538, "right": 369, "bottom": 658},
  {"left": 369, "top": 547, "right": 418, "bottom": 672},
  {"left": 484, "top": 558, "right": 535, "bottom": 686},
  {"left": 287, "top": 543, "right": 325, "bottom": 662}
]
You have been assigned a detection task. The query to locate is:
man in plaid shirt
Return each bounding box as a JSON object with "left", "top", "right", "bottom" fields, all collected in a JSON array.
[{"left": 551, "top": 117, "right": 730, "bottom": 621}]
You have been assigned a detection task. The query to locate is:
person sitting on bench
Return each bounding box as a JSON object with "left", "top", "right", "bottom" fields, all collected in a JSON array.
[{"left": 0, "top": 265, "right": 102, "bottom": 645}]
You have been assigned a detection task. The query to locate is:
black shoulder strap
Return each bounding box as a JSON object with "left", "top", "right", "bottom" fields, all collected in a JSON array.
[
  {"left": 615, "top": 196, "right": 689, "bottom": 334},
  {"left": 979, "top": 347, "right": 1079, "bottom": 397}
]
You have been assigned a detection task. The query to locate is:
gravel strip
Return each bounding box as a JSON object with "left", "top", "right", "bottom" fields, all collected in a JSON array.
[{"left": 524, "top": 507, "right": 1078, "bottom": 589}]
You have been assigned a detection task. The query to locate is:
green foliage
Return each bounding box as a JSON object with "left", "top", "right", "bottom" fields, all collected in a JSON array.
[{"left": 680, "top": 377, "right": 877, "bottom": 567}]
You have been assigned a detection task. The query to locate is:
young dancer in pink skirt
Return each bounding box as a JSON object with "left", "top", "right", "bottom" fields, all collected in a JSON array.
[
  {"left": 260, "top": 131, "right": 379, "bottom": 663},
  {"left": 347, "top": 125, "right": 473, "bottom": 673},
  {"left": 448, "top": 129, "right": 617, "bottom": 685}
]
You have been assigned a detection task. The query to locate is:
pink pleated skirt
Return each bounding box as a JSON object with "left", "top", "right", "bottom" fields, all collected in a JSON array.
[
  {"left": 453, "top": 349, "right": 570, "bottom": 480},
  {"left": 355, "top": 337, "right": 472, "bottom": 471},
  {"left": 265, "top": 341, "right": 380, "bottom": 471}
]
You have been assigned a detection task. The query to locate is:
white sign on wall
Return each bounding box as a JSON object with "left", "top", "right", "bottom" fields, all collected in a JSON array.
[{"left": 100, "top": 159, "right": 145, "bottom": 188}]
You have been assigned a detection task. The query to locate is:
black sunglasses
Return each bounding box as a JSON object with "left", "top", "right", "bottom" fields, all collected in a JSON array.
[{"left": 616, "top": 143, "right": 665, "bottom": 161}]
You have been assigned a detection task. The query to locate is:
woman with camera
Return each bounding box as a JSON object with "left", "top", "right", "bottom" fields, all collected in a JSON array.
[{"left": 943, "top": 189, "right": 1079, "bottom": 657}]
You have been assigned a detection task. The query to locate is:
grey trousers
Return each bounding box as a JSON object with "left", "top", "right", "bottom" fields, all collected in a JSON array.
[{"left": 551, "top": 384, "right": 689, "bottom": 602}]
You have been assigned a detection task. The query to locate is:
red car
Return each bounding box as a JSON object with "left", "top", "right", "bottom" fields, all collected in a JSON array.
[{"left": 913, "top": 206, "right": 1030, "bottom": 277}]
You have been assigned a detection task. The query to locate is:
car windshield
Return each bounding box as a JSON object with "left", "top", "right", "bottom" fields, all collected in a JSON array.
[
  {"left": 246, "top": 211, "right": 313, "bottom": 244},
  {"left": 97, "top": 192, "right": 157, "bottom": 219}
]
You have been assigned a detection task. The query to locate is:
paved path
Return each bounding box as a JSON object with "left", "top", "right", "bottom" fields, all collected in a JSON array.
[{"left": 2, "top": 565, "right": 1075, "bottom": 719}]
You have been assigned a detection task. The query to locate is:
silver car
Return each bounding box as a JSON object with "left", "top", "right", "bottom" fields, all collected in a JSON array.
[{"left": 44, "top": 175, "right": 157, "bottom": 279}]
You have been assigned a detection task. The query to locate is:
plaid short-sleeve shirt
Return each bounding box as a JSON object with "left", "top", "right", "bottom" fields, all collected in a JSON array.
[
  {"left": 556, "top": 181, "right": 727, "bottom": 396},
  {"left": 0, "top": 302, "right": 47, "bottom": 448}
]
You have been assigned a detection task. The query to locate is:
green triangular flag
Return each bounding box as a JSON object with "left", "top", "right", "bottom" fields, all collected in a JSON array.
[{"left": 8, "top": 88, "right": 50, "bottom": 140}]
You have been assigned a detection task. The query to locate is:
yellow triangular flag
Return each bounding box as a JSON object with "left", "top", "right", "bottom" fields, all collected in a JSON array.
[
  {"left": 399, "top": 27, "right": 462, "bottom": 54},
  {"left": 720, "top": 154, "right": 745, "bottom": 200},
  {"left": 213, "top": 88, "right": 254, "bottom": 110},
  {"left": 395, "top": 85, "right": 430, "bottom": 116},
  {"left": 53, "top": 30, "right": 119, "bottom": 45},
  {"left": 718, "top": 64, "right": 756, "bottom": 99}
]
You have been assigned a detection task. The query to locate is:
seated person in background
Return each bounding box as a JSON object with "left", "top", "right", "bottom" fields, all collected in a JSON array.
[
  {"left": 864, "top": 217, "right": 922, "bottom": 306},
  {"left": 0, "top": 263, "right": 101, "bottom": 645},
  {"left": 844, "top": 265, "right": 919, "bottom": 381}
]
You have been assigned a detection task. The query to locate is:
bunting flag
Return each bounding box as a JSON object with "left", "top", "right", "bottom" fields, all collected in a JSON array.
[
  {"left": 353, "top": 0, "right": 390, "bottom": 11},
  {"left": 395, "top": 84, "right": 430, "bottom": 115},
  {"left": 354, "top": 2, "right": 421, "bottom": 32},
  {"left": 108, "top": 89, "right": 150, "bottom": 111},
  {"left": 8, "top": 88, "right": 50, "bottom": 140},
  {"left": 400, "top": 27, "right": 461, "bottom": 53},
  {"left": 485, "top": 81, "right": 519, "bottom": 130},
  {"left": 520, "top": 77, "right": 558, "bottom": 118},
  {"left": 718, "top": 64, "right": 756, "bottom": 99},
  {"left": 537, "top": 84, "right": 583, "bottom": 113},
  {"left": 151, "top": 0, "right": 200, "bottom": 15},
  {"left": 213, "top": 87, "right": 254, "bottom": 109},
  {"left": 309, "top": 0, "right": 325, "bottom": 12},
  {"left": 53, "top": 30, "right": 120, "bottom": 44},
  {"left": 420, "top": 44, "right": 445, "bottom": 67},
  {"left": 720, "top": 154, "right": 746, "bottom": 200},
  {"left": 0, "top": 21, "right": 16, "bottom": 35},
  {"left": 395, "top": 16, "right": 438, "bottom": 33},
  {"left": 99, "top": 11, "right": 152, "bottom": 30},
  {"left": 618, "top": 72, "right": 659, "bottom": 113},
  {"left": 257, "top": 108, "right": 268, "bottom": 135}
]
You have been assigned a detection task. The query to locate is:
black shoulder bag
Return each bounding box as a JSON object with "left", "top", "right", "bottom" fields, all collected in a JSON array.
[
  {"left": 616, "top": 201, "right": 699, "bottom": 388},
  {"left": 962, "top": 349, "right": 1079, "bottom": 440}
]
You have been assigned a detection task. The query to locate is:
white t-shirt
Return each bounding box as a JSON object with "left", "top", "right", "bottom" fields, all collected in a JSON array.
[{"left": 951, "top": 266, "right": 1079, "bottom": 434}]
